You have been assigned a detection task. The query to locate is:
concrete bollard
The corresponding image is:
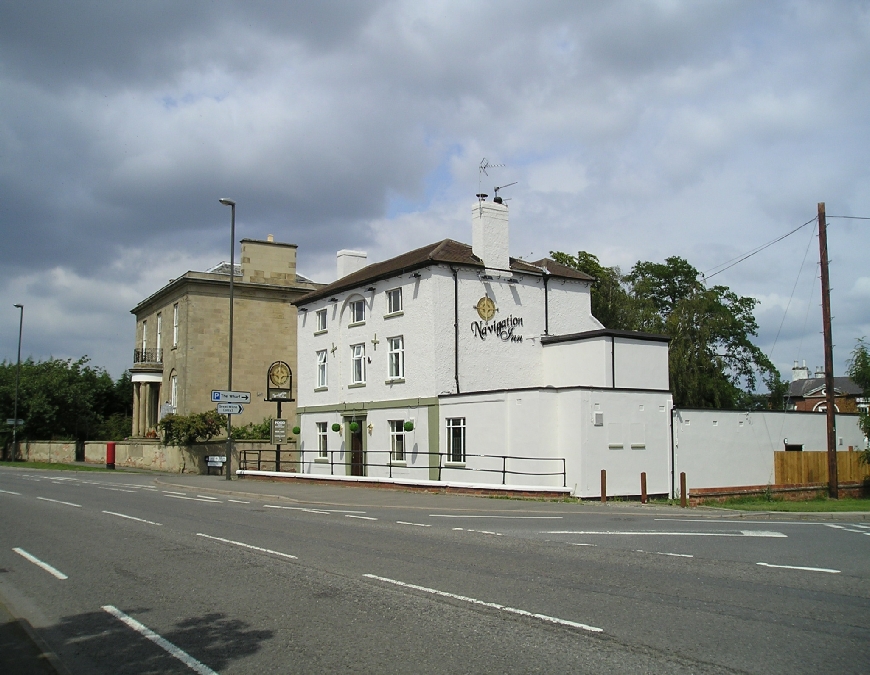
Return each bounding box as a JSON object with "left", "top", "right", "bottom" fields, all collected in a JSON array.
[
  {"left": 640, "top": 472, "right": 647, "bottom": 504},
  {"left": 106, "top": 441, "right": 115, "bottom": 470},
  {"left": 600, "top": 469, "right": 607, "bottom": 504},
  {"left": 680, "top": 471, "right": 687, "bottom": 508}
]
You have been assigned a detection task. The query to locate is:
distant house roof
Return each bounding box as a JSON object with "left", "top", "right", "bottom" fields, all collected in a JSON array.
[
  {"left": 294, "top": 239, "right": 594, "bottom": 305},
  {"left": 786, "top": 376, "right": 863, "bottom": 398},
  {"left": 205, "top": 261, "right": 241, "bottom": 276}
]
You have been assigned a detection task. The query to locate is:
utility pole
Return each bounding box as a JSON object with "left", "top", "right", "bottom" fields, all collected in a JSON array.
[{"left": 818, "top": 202, "right": 838, "bottom": 499}]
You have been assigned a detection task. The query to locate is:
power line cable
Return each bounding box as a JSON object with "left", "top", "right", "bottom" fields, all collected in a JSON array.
[{"left": 768, "top": 223, "right": 817, "bottom": 360}]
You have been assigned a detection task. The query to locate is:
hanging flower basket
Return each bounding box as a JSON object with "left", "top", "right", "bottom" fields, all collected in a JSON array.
[
  {"left": 349, "top": 422, "right": 360, "bottom": 432},
  {"left": 331, "top": 423, "right": 341, "bottom": 432},
  {"left": 403, "top": 421, "right": 414, "bottom": 432},
  {"left": 292, "top": 426, "right": 301, "bottom": 435}
]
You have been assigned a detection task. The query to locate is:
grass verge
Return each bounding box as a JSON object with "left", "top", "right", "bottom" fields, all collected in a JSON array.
[
  {"left": 710, "top": 495, "right": 870, "bottom": 512},
  {"left": 0, "top": 461, "right": 111, "bottom": 472}
]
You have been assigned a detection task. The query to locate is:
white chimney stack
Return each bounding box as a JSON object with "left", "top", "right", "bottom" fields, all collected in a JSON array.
[
  {"left": 792, "top": 360, "right": 810, "bottom": 381},
  {"left": 471, "top": 200, "right": 510, "bottom": 271},
  {"left": 337, "top": 250, "right": 367, "bottom": 279}
]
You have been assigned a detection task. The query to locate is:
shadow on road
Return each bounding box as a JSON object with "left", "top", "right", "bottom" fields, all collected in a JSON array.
[{"left": 45, "top": 607, "right": 274, "bottom": 673}]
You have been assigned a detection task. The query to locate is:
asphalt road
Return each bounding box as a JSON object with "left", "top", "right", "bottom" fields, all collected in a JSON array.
[{"left": 0, "top": 468, "right": 868, "bottom": 674}]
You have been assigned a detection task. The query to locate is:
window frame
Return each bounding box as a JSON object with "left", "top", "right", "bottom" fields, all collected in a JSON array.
[
  {"left": 315, "top": 308, "right": 327, "bottom": 332},
  {"left": 446, "top": 417, "right": 466, "bottom": 463},
  {"left": 316, "top": 350, "right": 328, "bottom": 389},
  {"left": 389, "top": 420, "right": 405, "bottom": 462},
  {"left": 172, "top": 303, "right": 179, "bottom": 348},
  {"left": 316, "top": 422, "right": 328, "bottom": 459},
  {"left": 351, "top": 343, "right": 366, "bottom": 384},
  {"left": 141, "top": 320, "right": 147, "bottom": 351},
  {"left": 156, "top": 313, "right": 162, "bottom": 353},
  {"left": 386, "top": 288, "right": 403, "bottom": 315},
  {"left": 349, "top": 299, "right": 366, "bottom": 324},
  {"left": 388, "top": 336, "right": 405, "bottom": 379},
  {"left": 170, "top": 373, "right": 178, "bottom": 411}
]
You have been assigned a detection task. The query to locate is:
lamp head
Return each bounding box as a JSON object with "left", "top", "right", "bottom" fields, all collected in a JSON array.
[
  {"left": 219, "top": 198, "right": 236, "bottom": 206},
  {"left": 14, "top": 304, "right": 23, "bottom": 309}
]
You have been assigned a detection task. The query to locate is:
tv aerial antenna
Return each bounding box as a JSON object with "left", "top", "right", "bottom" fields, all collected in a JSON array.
[
  {"left": 478, "top": 158, "right": 505, "bottom": 199},
  {"left": 493, "top": 181, "right": 517, "bottom": 203}
]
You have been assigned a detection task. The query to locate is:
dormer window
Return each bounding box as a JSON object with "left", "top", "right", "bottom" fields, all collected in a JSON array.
[{"left": 350, "top": 299, "right": 366, "bottom": 325}]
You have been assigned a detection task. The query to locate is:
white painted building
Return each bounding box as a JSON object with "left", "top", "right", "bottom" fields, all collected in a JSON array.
[{"left": 292, "top": 199, "right": 673, "bottom": 497}]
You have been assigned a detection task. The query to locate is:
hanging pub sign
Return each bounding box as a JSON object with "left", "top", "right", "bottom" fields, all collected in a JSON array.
[
  {"left": 266, "top": 361, "right": 294, "bottom": 401},
  {"left": 471, "top": 295, "right": 523, "bottom": 343}
]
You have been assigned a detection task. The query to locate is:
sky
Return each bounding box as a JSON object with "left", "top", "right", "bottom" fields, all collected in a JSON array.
[{"left": 1, "top": 1, "right": 868, "bottom": 385}]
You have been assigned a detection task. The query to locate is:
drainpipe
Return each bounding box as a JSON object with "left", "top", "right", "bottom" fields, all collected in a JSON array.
[
  {"left": 670, "top": 407, "right": 676, "bottom": 500},
  {"left": 452, "top": 267, "right": 460, "bottom": 394},
  {"left": 543, "top": 273, "right": 550, "bottom": 336},
  {"left": 611, "top": 335, "right": 616, "bottom": 389}
]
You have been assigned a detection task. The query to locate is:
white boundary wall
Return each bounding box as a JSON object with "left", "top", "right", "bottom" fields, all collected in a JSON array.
[{"left": 673, "top": 409, "right": 866, "bottom": 492}]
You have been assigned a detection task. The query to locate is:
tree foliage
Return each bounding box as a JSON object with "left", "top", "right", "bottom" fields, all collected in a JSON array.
[
  {"left": 0, "top": 357, "right": 132, "bottom": 445},
  {"left": 551, "top": 251, "right": 781, "bottom": 409},
  {"left": 847, "top": 338, "right": 870, "bottom": 460},
  {"left": 231, "top": 417, "right": 273, "bottom": 440},
  {"left": 159, "top": 410, "right": 226, "bottom": 446}
]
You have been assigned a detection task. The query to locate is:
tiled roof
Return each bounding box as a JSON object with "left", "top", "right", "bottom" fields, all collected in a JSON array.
[
  {"left": 786, "top": 376, "right": 863, "bottom": 398},
  {"left": 295, "top": 239, "right": 592, "bottom": 305}
]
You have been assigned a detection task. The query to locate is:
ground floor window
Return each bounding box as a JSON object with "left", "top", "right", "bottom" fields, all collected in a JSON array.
[
  {"left": 316, "top": 422, "right": 328, "bottom": 458},
  {"left": 446, "top": 417, "right": 465, "bottom": 462},
  {"left": 389, "top": 420, "right": 405, "bottom": 461}
]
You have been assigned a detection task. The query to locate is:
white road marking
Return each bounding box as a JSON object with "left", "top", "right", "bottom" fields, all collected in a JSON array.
[
  {"left": 36, "top": 497, "right": 81, "bottom": 508},
  {"left": 430, "top": 514, "right": 562, "bottom": 519},
  {"left": 569, "top": 543, "right": 597, "bottom": 547},
  {"left": 757, "top": 562, "right": 840, "bottom": 573},
  {"left": 196, "top": 495, "right": 219, "bottom": 500},
  {"left": 656, "top": 518, "right": 826, "bottom": 526},
  {"left": 397, "top": 521, "right": 431, "bottom": 527},
  {"left": 364, "top": 574, "right": 602, "bottom": 633},
  {"left": 0, "top": 489, "right": 21, "bottom": 495},
  {"left": 228, "top": 499, "right": 250, "bottom": 504},
  {"left": 346, "top": 514, "right": 377, "bottom": 520},
  {"left": 545, "top": 530, "right": 786, "bottom": 538},
  {"left": 163, "top": 491, "right": 186, "bottom": 495},
  {"left": 195, "top": 533, "right": 297, "bottom": 559},
  {"left": 636, "top": 549, "right": 693, "bottom": 558},
  {"left": 103, "top": 511, "right": 162, "bottom": 526},
  {"left": 164, "top": 495, "right": 221, "bottom": 503},
  {"left": 263, "top": 505, "right": 331, "bottom": 514},
  {"left": 99, "top": 487, "right": 137, "bottom": 493},
  {"left": 102, "top": 605, "right": 217, "bottom": 675},
  {"left": 452, "top": 527, "right": 502, "bottom": 536},
  {"left": 13, "top": 548, "right": 68, "bottom": 580}
]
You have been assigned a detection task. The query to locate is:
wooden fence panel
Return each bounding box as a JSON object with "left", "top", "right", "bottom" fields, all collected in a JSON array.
[{"left": 774, "top": 451, "right": 870, "bottom": 485}]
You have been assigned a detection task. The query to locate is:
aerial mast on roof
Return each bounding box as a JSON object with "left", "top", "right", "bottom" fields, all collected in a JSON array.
[{"left": 478, "top": 158, "right": 504, "bottom": 199}]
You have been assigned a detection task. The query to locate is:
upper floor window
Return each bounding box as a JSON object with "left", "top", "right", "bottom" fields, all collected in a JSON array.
[
  {"left": 389, "top": 420, "right": 405, "bottom": 461},
  {"left": 387, "top": 288, "right": 403, "bottom": 314},
  {"left": 350, "top": 299, "right": 365, "bottom": 324},
  {"left": 446, "top": 417, "right": 466, "bottom": 463},
  {"left": 141, "top": 320, "right": 147, "bottom": 351},
  {"left": 316, "top": 350, "right": 328, "bottom": 388},
  {"left": 351, "top": 343, "right": 366, "bottom": 384},
  {"left": 156, "top": 313, "right": 162, "bottom": 352},
  {"left": 388, "top": 336, "right": 404, "bottom": 379},
  {"left": 316, "top": 308, "right": 327, "bottom": 332},
  {"left": 172, "top": 303, "right": 179, "bottom": 347}
]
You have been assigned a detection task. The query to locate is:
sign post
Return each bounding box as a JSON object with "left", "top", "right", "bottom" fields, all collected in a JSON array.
[
  {"left": 266, "top": 362, "right": 293, "bottom": 473},
  {"left": 211, "top": 390, "right": 250, "bottom": 480}
]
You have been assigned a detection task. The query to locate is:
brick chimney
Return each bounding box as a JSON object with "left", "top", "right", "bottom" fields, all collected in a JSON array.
[{"left": 471, "top": 199, "right": 510, "bottom": 271}]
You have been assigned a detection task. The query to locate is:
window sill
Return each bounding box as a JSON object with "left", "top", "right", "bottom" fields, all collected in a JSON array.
[
  {"left": 314, "top": 457, "right": 330, "bottom": 463},
  {"left": 348, "top": 382, "right": 366, "bottom": 389},
  {"left": 314, "top": 386, "right": 328, "bottom": 392},
  {"left": 314, "top": 329, "right": 328, "bottom": 336},
  {"left": 348, "top": 321, "right": 365, "bottom": 328},
  {"left": 444, "top": 461, "right": 466, "bottom": 468},
  {"left": 383, "top": 311, "right": 404, "bottom": 319},
  {"left": 385, "top": 378, "right": 405, "bottom": 385}
]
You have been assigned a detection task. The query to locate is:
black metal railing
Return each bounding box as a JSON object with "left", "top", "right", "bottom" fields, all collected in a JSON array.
[
  {"left": 239, "top": 448, "right": 566, "bottom": 487},
  {"left": 133, "top": 348, "right": 163, "bottom": 364}
]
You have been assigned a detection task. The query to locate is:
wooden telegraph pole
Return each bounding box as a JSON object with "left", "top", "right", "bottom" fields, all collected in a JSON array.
[{"left": 817, "top": 202, "right": 839, "bottom": 498}]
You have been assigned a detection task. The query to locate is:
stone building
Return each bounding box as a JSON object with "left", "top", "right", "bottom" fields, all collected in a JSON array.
[
  {"left": 290, "top": 198, "right": 673, "bottom": 498},
  {"left": 130, "top": 236, "right": 319, "bottom": 437}
]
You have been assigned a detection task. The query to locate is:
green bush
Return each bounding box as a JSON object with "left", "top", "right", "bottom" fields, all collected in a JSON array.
[
  {"left": 331, "top": 423, "right": 341, "bottom": 432},
  {"left": 159, "top": 410, "right": 226, "bottom": 446},
  {"left": 292, "top": 426, "right": 301, "bottom": 435},
  {"left": 403, "top": 421, "right": 414, "bottom": 432},
  {"left": 231, "top": 417, "right": 272, "bottom": 440}
]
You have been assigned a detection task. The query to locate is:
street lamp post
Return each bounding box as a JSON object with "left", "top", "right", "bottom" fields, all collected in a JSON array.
[
  {"left": 219, "top": 198, "right": 236, "bottom": 481},
  {"left": 12, "top": 304, "right": 23, "bottom": 462}
]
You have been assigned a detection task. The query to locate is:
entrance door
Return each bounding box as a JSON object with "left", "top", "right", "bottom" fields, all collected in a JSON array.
[{"left": 350, "top": 423, "right": 364, "bottom": 476}]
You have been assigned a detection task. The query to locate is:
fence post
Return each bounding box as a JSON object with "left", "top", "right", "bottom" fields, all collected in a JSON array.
[
  {"left": 502, "top": 455, "right": 507, "bottom": 485},
  {"left": 563, "top": 458, "right": 567, "bottom": 488},
  {"left": 680, "top": 472, "right": 687, "bottom": 508},
  {"left": 600, "top": 469, "right": 607, "bottom": 504},
  {"left": 640, "top": 472, "right": 647, "bottom": 504}
]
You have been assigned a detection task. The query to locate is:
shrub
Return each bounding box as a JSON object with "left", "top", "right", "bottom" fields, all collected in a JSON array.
[
  {"left": 231, "top": 417, "right": 272, "bottom": 440},
  {"left": 159, "top": 410, "right": 226, "bottom": 446}
]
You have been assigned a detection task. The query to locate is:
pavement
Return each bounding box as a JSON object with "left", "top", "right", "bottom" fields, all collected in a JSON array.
[{"left": 1, "top": 466, "right": 868, "bottom": 674}]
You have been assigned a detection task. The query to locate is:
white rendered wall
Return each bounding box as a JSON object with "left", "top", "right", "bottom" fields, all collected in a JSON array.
[
  {"left": 673, "top": 410, "right": 866, "bottom": 492},
  {"left": 542, "top": 339, "right": 610, "bottom": 388},
  {"left": 471, "top": 201, "right": 510, "bottom": 270},
  {"left": 614, "top": 339, "right": 669, "bottom": 390},
  {"left": 546, "top": 278, "right": 601, "bottom": 335}
]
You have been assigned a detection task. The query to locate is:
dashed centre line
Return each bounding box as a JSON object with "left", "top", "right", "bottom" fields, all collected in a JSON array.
[
  {"left": 228, "top": 499, "right": 250, "bottom": 504},
  {"left": 103, "top": 511, "right": 162, "bottom": 526},
  {"left": 164, "top": 494, "right": 221, "bottom": 503},
  {"left": 636, "top": 550, "right": 693, "bottom": 558},
  {"left": 103, "top": 605, "right": 218, "bottom": 675},
  {"left": 13, "top": 548, "right": 68, "bottom": 580},
  {"left": 757, "top": 562, "right": 840, "bottom": 574},
  {"left": 346, "top": 514, "right": 377, "bottom": 521},
  {"left": 0, "top": 488, "right": 21, "bottom": 495},
  {"left": 196, "top": 533, "right": 297, "bottom": 560},
  {"left": 545, "top": 530, "right": 787, "bottom": 538},
  {"left": 453, "top": 527, "right": 502, "bottom": 536},
  {"left": 364, "top": 574, "right": 602, "bottom": 633},
  {"left": 397, "top": 521, "right": 431, "bottom": 527},
  {"left": 37, "top": 497, "right": 81, "bottom": 508}
]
